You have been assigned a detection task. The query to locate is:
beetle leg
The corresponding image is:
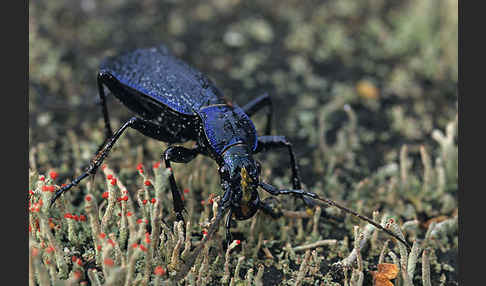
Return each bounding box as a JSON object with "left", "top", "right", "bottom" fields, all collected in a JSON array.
[
  {"left": 51, "top": 116, "right": 162, "bottom": 206},
  {"left": 97, "top": 72, "right": 114, "bottom": 147},
  {"left": 242, "top": 93, "right": 273, "bottom": 135},
  {"left": 163, "top": 146, "right": 201, "bottom": 222},
  {"left": 254, "top": 136, "right": 316, "bottom": 208},
  {"left": 225, "top": 208, "right": 233, "bottom": 245},
  {"left": 254, "top": 136, "right": 301, "bottom": 189},
  {"left": 259, "top": 182, "right": 317, "bottom": 200}
]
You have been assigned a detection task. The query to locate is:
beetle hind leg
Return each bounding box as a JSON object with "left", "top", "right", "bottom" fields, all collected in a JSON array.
[
  {"left": 242, "top": 92, "right": 273, "bottom": 135},
  {"left": 95, "top": 72, "right": 115, "bottom": 154}
]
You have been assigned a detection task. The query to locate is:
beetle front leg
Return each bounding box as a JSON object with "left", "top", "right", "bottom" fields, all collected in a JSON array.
[
  {"left": 254, "top": 136, "right": 302, "bottom": 189},
  {"left": 259, "top": 182, "right": 318, "bottom": 209},
  {"left": 254, "top": 136, "right": 315, "bottom": 207},
  {"left": 225, "top": 208, "right": 233, "bottom": 245},
  {"left": 163, "top": 146, "right": 201, "bottom": 222}
]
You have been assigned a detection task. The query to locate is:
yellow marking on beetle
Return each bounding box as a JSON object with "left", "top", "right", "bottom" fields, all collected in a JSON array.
[
  {"left": 240, "top": 167, "right": 253, "bottom": 203},
  {"left": 305, "top": 207, "right": 314, "bottom": 216}
]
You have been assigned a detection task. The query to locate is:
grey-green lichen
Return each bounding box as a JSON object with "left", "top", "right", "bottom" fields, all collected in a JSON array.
[{"left": 30, "top": 0, "right": 457, "bottom": 285}]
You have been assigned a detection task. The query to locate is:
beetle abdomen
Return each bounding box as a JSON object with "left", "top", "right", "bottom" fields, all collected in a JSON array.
[{"left": 100, "top": 45, "right": 226, "bottom": 115}]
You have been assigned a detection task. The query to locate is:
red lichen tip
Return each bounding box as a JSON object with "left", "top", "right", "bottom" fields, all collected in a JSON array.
[
  {"left": 139, "top": 244, "right": 147, "bottom": 252},
  {"left": 101, "top": 164, "right": 107, "bottom": 170},
  {"left": 107, "top": 239, "right": 115, "bottom": 247},
  {"left": 142, "top": 199, "right": 148, "bottom": 205},
  {"left": 39, "top": 175, "right": 45, "bottom": 181},
  {"left": 64, "top": 213, "right": 73, "bottom": 219},
  {"left": 136, "top": 163, "right": 144, "bottom": 170},
  {"left": 144, "top": 180, "right": 151, "bottom": 186},
  {"left": 183, "top": 188, "right": 190, "bottom": 194},
  {"left": 99, "top": 233, "right": 106, "bottom": 239},
  {"left": 131, "top": 243, "right": 138, "bottom": 249},
  {"left": 72, "top": 256, "right": 78, "bottom": 262},
  {"left": 31, "top": 247, "right": 39, "bottom": 257},
  {"left": 126, "top": 211, "right": 133, "bottom": 217},
  {"left": 49, "top": 171, "right": 58, "bottom": 180},
  {"left": 79, "top": 215, "right": 86, "bottom": 222},
  {"left": 85, "top": 195, "right": 92, "bottom": 202},
  {"left": 104, "top": 258, "right": 114, "bottom": 266},
  {"left": 43, "top": 185, "right": 55, "bottom": 192},
  {"left": 150, "top": 198, "right": 156, "bottom": 204},
  {"left": 72, "top": 215, "right": 79, "bottom": 221},
  {"left": 46, "top": 246, "right": 55, "bottom": 253},
  {"left": 154, "top": 265, "right": 166, "bottom": 276},
  {"left": 236, "top": 240, "right": 241, "bottom": 245},
  {"left": 136, "top": 219, "right": 143, "bottom": 224},
  {"left": 102, "top": 192, "right": 109, "bottom": 199},
  {"left": 153, "top": 161, "right": 161, "bottom": 169},
  {"left": 200, "top": 200, "right": 206, "bottom": 206},
  {"left": 110, "top": 178, "right": 117, "bottom": 186},
  {"left": 107, "top": 174, "right": 113, "bottom": 180}
]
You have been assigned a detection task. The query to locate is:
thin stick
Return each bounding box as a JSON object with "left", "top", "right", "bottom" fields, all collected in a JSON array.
[{"left": 174, "top": 205, "right": 226, "bottom": 281}]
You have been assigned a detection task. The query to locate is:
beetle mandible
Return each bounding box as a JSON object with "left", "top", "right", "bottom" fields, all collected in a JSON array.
[{"left": 51, "top": 44, "right": 410, "bottom": 249}]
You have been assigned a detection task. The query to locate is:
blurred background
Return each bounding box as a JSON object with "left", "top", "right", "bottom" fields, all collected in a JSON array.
[{"left": 29, "top": 0, "right": 458, "bottom": 283}]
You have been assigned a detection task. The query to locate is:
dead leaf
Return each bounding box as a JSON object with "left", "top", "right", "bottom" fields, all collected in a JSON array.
[
  {"left": 356, "top": 80, "right": 379, "bottom": 100},
  {"left": 371, "top": 263, "right": 399, "bottom": 286}
]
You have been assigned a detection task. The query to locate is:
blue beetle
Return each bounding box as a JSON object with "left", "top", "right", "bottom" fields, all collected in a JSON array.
[
  {"left": 51, "top": 45, "right": 316, "bottom": 243},
  {"left": 51, "top": 45, "right": 409, "bottom": 251}
]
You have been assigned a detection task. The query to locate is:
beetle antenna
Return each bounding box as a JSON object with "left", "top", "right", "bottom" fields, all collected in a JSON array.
[
  {"left": 312, "top": 196, "right": 411, "bottom": 250},
  {"left": 258, "top": 182, "right": 411, "bottom": 250}
]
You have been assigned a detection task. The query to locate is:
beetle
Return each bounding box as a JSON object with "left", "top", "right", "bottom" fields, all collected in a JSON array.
[{"left": 51, "top": 44, "right": 409, "bottom": 251}]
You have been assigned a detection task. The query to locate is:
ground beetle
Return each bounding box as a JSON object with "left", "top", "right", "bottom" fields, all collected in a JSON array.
[{"left": 51, "top": 44, "right": 409, "bottom": 251}]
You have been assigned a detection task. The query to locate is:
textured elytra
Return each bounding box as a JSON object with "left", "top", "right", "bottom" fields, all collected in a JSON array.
[{"left": 100, "top": 45, "right": 226, "bottom": 115}]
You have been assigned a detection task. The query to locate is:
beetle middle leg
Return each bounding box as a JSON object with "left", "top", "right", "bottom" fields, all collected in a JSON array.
[
  {"left": 242, "top": 93, "right": 273, "bottom": 135},
  {"left": 225, "top": 208, "right": 233, "bottom": 245},
  {"left": 163, "top": 146, "right": 201, "bottom": 222}
]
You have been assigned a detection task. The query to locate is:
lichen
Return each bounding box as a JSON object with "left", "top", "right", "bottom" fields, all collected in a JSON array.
[{"left": 29, "top": 0, "right": 458, "bottom": 284}]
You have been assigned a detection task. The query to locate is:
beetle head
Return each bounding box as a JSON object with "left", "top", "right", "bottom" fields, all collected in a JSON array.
[{"left": 220, "top": 144, "right": 261, "bottom": 219}]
